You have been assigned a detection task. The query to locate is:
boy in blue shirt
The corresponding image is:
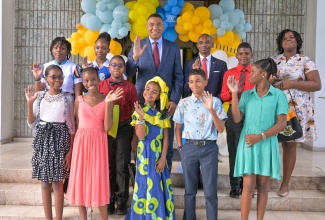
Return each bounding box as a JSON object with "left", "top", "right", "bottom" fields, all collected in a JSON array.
[{"left": 174, "top": 68, "right": 227, "bottom": 220}]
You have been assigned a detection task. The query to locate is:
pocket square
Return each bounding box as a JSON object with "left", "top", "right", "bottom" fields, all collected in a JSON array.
[{"left": 213, "top": 71, "right": 220, "bottom": 72}]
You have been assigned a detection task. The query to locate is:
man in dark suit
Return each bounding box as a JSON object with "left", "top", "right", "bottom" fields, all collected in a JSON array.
[
  {"left": 126, "top": 13, "right": 183, "bottom": 171},
  {"left": 183, "top": 34, "right": 227, "bottom": 98}
]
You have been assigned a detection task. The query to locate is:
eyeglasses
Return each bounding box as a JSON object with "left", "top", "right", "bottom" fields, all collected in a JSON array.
[
  {"left": 110, "top": 63, "right": 124, "bottom": 68},
  {"left": 48, "top": 75, "right": 64, "bottom": 80}
]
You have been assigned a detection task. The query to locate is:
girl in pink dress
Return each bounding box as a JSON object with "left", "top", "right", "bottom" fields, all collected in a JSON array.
[{"left": 66, "top": 67, "right": 123, "bottom": 219}]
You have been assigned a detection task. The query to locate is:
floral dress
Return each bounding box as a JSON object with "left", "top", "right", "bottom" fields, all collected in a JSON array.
[
  {"left": 272, "top": 54, "right": 318, "bottom": 142},
  {"left": 126, "top": 105, "right": 175, "bottom": 220}
]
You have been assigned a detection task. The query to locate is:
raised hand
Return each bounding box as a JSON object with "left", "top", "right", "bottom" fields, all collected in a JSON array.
[
  {"left": 192, "top": 58, "right": 200, "bottom": 69},
  {"left": 30, "top": 62, "right": 44, "bottom": 81},
  {"left": 200, "top": 91, "right": 213, "bottom": 110},
  {"left": 81, "top": 56, "right": 91, "bottom": 68},
  {"left": 105, "top": 87, "right": 123, "bottom": 103},
  {"left": 24, "top": 85, "right": 38, "bottom": 103},
  {"left": 132, "top": 36, "right": 147, "bottom": 61},
  {"left": 227, "top": 75, "right": 239, "bottom": 94},
  {"left": 133, "top": 101, "right": 144, "bottom": 118}
]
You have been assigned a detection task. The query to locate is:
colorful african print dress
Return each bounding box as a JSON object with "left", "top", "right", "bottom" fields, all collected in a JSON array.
[{"left": 126, "top": 105, "right": 175, "bottom": 220}]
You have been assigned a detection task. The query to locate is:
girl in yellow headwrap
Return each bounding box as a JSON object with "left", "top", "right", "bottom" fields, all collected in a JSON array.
[{"left": 126, "top": 76, "right": 175, "bottom": 219}]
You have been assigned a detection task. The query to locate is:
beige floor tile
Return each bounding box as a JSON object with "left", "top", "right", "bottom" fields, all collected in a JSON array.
[{"left": 0, "top": 204, "right": 33, "bottom": 215}]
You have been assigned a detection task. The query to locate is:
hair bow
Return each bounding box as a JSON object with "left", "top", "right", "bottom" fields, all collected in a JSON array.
[{"left": 145, "top": 76, "right": 169, "bottom": 110}]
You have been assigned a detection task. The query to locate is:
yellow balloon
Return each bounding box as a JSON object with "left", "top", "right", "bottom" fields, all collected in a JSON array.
[
  {"left": 133, "top": 2, "right": 140, "bottom": 10},
  {"left": 191, "top": 15, "right": 200, "bottom": 25},
  {"left": 137, "top": 5, "right": 147, "bottom": 15},
  {"left": 210, "top": 26, "right": 217, "bottom": 35},
  {"left": 110, "top": 40, "right": 116, "bottom": 51},
  {"left": 71, "top": 40, "right": 80, "bottom": 55},
  {"left": 84, "top": 46, "right": 96, "bottom": 61},
  {"left": 194, "top": 7, "right": 210, "bottom": 21},
  {"left": 179, "top": 34, "right": 190, "bottom": 42},
  {"left": 76, "top": 23, "right": 82, "bottom": 29},
  {"left": 188, "top": 30, "right": 200, "bottom": 43},
  {"left": 149, "top": 0, "right": 159, "bottom": 8},
  {"left": 182, "top": 11, "right": 193, "bottom": 22},
  {"left": 78, "top": 38, "right": 88, "bottom": 48},
  {"left": 234, "top": 33, "right": 241, "bottom": 42},
  {"left": 177, "top": 16, "right": 185, "bottom": 25},
  {"left": 183, "top": 22, "right": 193, "bottom": 31},
  {"left": 84, "top": 30, "right": 99, "bottom": 46},
  {"left": 194, "top": 24, "right": 203, "bottom": 34},
  {"left": 110, "top": 40, "right": 122, "bottom": 55},
  {"left": 217, "top": 31, "right": 235, "bottom": 46},
  {"left": 129, "top": 10, "right": 138, "bottom": 22},
  {"left": 66, "top": 38, "right": 73, "bottom": 43},
  {"left": 175, "top": 24, "right": 187, "bottom": 35},
  {"left": 77, "top": 26, "right": 87, "bottom": 36},
  {"left": 133, "top": 23, "right": 148, "bottom": 37},
  {"left": 181, "top": 2, "right": 194, "bottom": 13},
  {"left": 130, "top": 30, "right": 137, "bottom": 42},
  {"left": 71, "top": 32, "right": 81, "bottom": 41},
  {"left": 202, "top": 28, "right": 211, "bottom": 35},
  {"left": 203, "top": 19, "right": 213, "bottom": 28},
  {"left": 137, "top": 15, "right": 147, "bottom": 26},
  {"left": 125, "top": 1, "right": 135, "bottom": 10},
  {"left": 146, "top": 3, "right": 156, "bottom": 14}
]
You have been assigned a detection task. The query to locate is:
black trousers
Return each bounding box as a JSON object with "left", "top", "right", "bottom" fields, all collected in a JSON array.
[
  {"left": 225, "top": 106, "right": 243, "bottom": 189},
  {"left": 108, "top": 121, "right": 133, "bottom": 202}
]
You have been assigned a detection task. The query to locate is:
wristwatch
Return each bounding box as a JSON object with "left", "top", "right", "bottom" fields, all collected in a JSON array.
[
  {"left": 177, "top": 145, "right": 182, "bottom": 151},
  {"left": 261, "top": 132, "right": 266, "bottom": 140}
]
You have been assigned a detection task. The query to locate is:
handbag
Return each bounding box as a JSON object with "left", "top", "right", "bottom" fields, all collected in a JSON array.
[
  {"left": 128, "top": 152, "right": 137, "bottom": 188},
  {"left": 278, "top": 90, "right": 303, "bottom": 142}
]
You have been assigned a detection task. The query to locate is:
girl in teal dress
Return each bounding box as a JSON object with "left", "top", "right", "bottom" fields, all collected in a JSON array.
[
  {"left": 126, "top": 76, "right": 175, "bottom": 220},
  {"left": 227, "top": 58, "right": 288, "bottom": 220}
]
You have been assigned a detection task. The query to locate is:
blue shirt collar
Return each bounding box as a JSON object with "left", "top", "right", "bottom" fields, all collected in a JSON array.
[
  {"left": 149, "top": 37, "right": 163, "bottom": 45},
  {"left": 54, "top": 59, "right": 68, "bottom": 65}
]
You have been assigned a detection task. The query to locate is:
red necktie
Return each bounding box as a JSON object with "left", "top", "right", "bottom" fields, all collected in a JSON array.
[
  {"left": 202, "top": 57, "right": 208, "bottom": 79},
  {"left": 238, "top": 67, "right": 246, "bottom": 99},
  {"left": 153, "top": 42, "right": 160, "bottom": 70}
]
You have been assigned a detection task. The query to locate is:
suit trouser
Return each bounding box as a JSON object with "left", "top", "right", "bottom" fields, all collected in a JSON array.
[
  {"left": 181, "top": 141, "right": 218, "bottom": 220},
  {"left": 225, "top": 106, "right": 243, "bottom": 189},
  {"left": 108, "top": 122, "right": 133, "bottom": 202}
]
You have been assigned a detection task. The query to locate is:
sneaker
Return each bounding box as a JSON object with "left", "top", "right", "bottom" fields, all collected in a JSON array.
[
  {"left": 116, "top": 200, "right": 127, "bottom": 215},
  {"left": 229, "top": 188, "right": 241, "bottom": 198}
]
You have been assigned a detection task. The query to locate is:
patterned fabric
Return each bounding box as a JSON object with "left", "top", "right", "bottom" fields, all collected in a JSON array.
[
  {"left": 173, "top": 94, "right": 227, "bottom": 140},
  {"left": 126, "top": 106, "right": 175, "bottom": 220},
  {"left": 272, "top": 54, "right": 317, "bottom": 142},
  {"left": 234, "top": 86, "right": 289, "bottom": 180}
]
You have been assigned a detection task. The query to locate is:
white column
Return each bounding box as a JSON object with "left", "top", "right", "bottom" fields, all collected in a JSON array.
[
  {"left": 304, "top": 0, "right": 325, "bottom": 151},
  {"left": 0, "top": 0, "right": 15, "bottom": 143}
]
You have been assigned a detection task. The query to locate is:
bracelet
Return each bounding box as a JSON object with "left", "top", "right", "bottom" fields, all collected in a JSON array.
[
  {"left": 34, "top": 78, "right": 41, "bottom": 82},
  {"left": 261, "top": 132, "right": 266, "bottom": 140},
  {"left": 177, "top": 145, "right": 182, "bottom": 151},
  {"left": 137, "top": 119, "right": 145, "bottom": 125}
]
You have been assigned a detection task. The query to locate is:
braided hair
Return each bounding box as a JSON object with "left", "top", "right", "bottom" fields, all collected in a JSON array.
[
  {"left": 253, "top": 58, "right": 277, "bottom": 79},
  {"left": 95, "top": 32, "right": 111, "bottom": 46}
]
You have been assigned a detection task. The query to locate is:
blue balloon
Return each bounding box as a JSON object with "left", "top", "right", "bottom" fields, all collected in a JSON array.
[
  {"left": 113, "top": 5, "right": 129, "bottom": 23},
  {"left": 227, "top": 23, "right": 233, "bottom": 31},
  {"left": 240, "top": 18, "right": 246, "bottom": 24},
  {"left": 165, "top": 12, "right": 177, "bottom": 28},
  {"left": 156, "top": 6, "right": 165, "bottom": 14},
  {"left": 171, "top": 6, "right": 181, "bottom": 15},
  {"left": 164, "top": 4, "right": 171, "bottom": 12},
  {"left": 220, "top": 14, "right": 229, "bottom": 22},
  {"left": 158, "top": 13, "right": 165, "bottom": 20},
  {"left": 107, "top": 2, "right": 116, "bottom": 10},
  {"left": 177, "top": 0, "right": 185, "bottom": 8},
  {"left": 163, "top": 21, "right": 168, "bottom": 31},
  {"left": 118, "top": 27, "right": 129, "bottom": 38},
  {"left": 213, "top": 19, "right": 222, "bottom": 28},
  {"left": 108, "top": 28, "right": 118, "bottom": 39},
  {"left": 122, "top": 22, "right": 131, "bottom": 31},
  {"left": 221, "top": 21, "right": 230, "bottom": 30},
  {"left": 98, "top": 9, "right": 114, "bottom": 24},
  {"left": 219, "top": 0, "right": 235, "bottom": 12},
  {"left": 81, "top": 13, "right": 93, "bottom": 28},
  {"left": 234, "top": 9, "right": 245, "bottom": 19},
  {"left": 208, "top": 4, "right": 223, "bottom": 20},
  {"left": 217, "top": 28, "right": 226, "bottom": 36},
  {"left": 100, "top": 23, "right": 111, "bottom": 33},
  {"left": 167, "top": 0, "right": 177, "bottom": 7},
  {"left": 102, "top": 0, "right": 111, "bottom": 3},
  {"left": 96, "top": 1, "right": 107, "bottom": 11},
  {"left": 163, "top": 28, "right": 177, "bottom": 42},
  {"left": 235, "top": 24, "right": 244, "bottom": 33},
  {"left": 244, "top": 23, "right": 252, "bottom": 32},
  {"left": 81, "top": 0, "right": 96, "bottom": 14},
  {"left": 111, "top": 19, "right": 122, "bottom": 29},
  {"left": 115, "top": 0, "right": 124, "bottom": 6},
  {"left": 86, "top": 15, "right": 102, "bottom": 31},
  {"left": 225, "top": 10, "right": 240, "bottom": 27},
  {"left": 238, "top": 31, "right": 247, "bottom": 39}
]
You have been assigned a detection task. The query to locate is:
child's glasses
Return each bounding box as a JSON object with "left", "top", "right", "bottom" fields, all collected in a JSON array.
[
  {"left": 110, "top": 63, "right": 124, "bottom": 68},
  {"left": 48, "top": 75, "right": 64, "bottom": 80}
]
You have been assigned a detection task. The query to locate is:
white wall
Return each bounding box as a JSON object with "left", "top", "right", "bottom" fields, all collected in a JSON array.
[{"left": 0, "top": 0, "right": 15, "bottom": 143}]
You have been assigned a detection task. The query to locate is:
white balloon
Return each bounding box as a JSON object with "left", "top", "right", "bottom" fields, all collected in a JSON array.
[
  {"left": 106, "top": 52, "right": 114, "bottom": 60},
  {"left": 120, "top": 55, "right": 128, "bottom": 63},
  {"left": 212, "top": 50, "right": 228, "bottom": 62},
  {"left": 217, "top": 130, "right": 228, "bottom": 156},
  {"left": 227, "top": 56, "right": 238, "bottom": 69}
]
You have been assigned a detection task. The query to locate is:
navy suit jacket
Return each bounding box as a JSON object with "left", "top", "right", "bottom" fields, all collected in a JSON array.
[
  {"left": 126, "top": 37, "right": 183, "bottom": 103},
  {"left": 183, "top": 56, "right": 227, "bottom": 98}
]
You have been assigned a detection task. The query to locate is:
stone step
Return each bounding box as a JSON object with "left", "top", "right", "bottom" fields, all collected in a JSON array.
[
  {"left": 1, "top": 183, "right": 325, "bottom": 212},
  {"left": 1, "top": 167, "right": 323, "bottom": 191},
  {"left": 0, "top": 205, "right": 325, "bottom": 220}
]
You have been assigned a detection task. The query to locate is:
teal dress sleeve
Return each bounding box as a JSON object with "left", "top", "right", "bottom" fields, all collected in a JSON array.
[{"left": 276, "top": 90, "right": 289, "bottom": 115}]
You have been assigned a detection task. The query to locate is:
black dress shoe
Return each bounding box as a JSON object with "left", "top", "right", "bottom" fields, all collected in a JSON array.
[
  {"left": 107, "top": 201, "right": 115, "bottom": 215},
  {"left": 116, "top": 200, "right": 127, "bottom": 215},
  {"left": 229, "top": 188, "right": 241, "bottom": 198}
]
